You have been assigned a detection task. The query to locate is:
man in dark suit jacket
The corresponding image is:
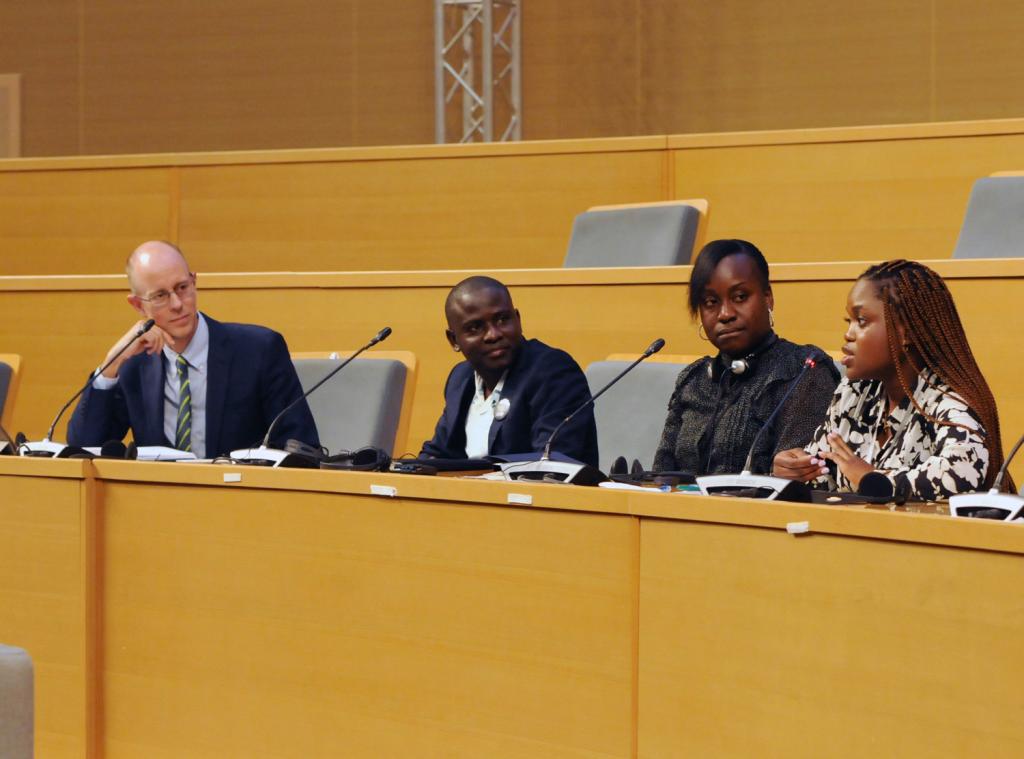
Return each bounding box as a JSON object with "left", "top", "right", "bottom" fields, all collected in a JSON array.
[
  {"left": 419, "top": 276, "right": 598, "bottom": 466},
  {"left": 67, "top": 241, "right": 317, "bottom": 457}
]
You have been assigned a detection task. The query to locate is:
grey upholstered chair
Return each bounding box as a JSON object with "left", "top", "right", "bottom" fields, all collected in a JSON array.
[
  {"left": 585, "top": 355, "right": 697, "bottom": 473},
  {"left": 0, "top": 644, "right": 33, "bottom": 759},
  {"left": 563, "top": 199, "right": 708, "bottom": 268},
  {"left": 0, "top": 353, "right": 21, "bottom": 432},
  {"left": 291, "top": 352, "right": 417, "bottom": 456},
  {"left": 953, "top": 175, "right": 1024, "bottom": 258}
]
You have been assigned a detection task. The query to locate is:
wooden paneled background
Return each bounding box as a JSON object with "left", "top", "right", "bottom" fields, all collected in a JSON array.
[
  {"left": 0, "top": 1, "right": 1022, "bottom": 157},
  {"left": 0, "top": 121, "right": 1021, "bottom": 275}
]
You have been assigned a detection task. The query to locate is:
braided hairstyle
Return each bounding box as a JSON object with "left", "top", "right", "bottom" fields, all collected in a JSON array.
[{"left": 860, "top": 259, "right": 1008, "bottom": 490}]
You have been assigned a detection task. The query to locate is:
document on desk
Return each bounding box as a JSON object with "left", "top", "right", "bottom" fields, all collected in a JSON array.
[{"left": 83, "top": 445, "right": 198, "bottom": 462}]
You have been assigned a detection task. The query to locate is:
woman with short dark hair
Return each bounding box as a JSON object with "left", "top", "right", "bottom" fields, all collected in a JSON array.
[{"left": 653, "top": 239, "right": 839, "bottom": 475}]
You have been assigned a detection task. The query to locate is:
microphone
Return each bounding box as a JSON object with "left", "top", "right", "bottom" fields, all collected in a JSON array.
[
  {"left": 950, "top": 429, "right": 1024, "bottom": 521},
  {"left": 740, "top": 354, "right": 821, "bottom": 476},
  {"left": 20, "top": 319, "right": 156, "bottom": 457},
  {"left": 499, "top": 337, "right": 665, "bottom": 486},
  {"left": 857, "top": 471, "right": 894, "bottom": 499},
  {"left": 227, "top": 326, "right": 392, "bottom": 467},
  {"left": 541, "top": 337, "right": 664, "bottom": 460},
  {"left": 696, "top": 351, "right": 827, "bottom": 502}
]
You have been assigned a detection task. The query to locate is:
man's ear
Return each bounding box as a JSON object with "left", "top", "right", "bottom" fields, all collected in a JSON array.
[
  {"left": 445, "top": 329, "right": 458, "bottom": 350},
  {"left": 127, "top": 294, "right": 146, "bottom": 317},
  {"left": 765, "top": 288, "right": 774, "bottom": 312}
]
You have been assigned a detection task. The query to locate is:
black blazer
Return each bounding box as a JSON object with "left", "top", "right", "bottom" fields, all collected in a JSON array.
[
  {"left": 420, "top": 338, "right": 599, "bottom": 466},
  {"left": 67, "top": 314, "right": 319, "bottom": 456}
]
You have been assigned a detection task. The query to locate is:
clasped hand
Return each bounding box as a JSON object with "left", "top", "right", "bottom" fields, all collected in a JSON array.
[{"left": 772, "top": 433, "right": 874, "bottom": 489}]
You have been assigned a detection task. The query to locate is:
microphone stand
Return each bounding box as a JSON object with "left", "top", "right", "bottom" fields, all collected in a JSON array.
[
  {"left": 228, "top": 327, "right": 392, "bottom": 468},
  {"left": 696, "top": 355, "right": 822, "bottom": 502},
  {"left": 950, "top": 430, "right": 1024, "bottom": 521},
  {"left": 499, "top": 338, "right": 665, "bottom": 486},
  {"left": 19, "top": 319, "right": 157, "bottom": 458}
]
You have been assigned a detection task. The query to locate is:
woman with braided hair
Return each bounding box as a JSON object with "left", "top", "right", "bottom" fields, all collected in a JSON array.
[{"left": 773, "top": 259, "right": 1007, "bottom": 500}]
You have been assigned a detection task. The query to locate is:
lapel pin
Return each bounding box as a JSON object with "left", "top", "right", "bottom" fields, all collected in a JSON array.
[{"left": 494, "top": 398, "right": 511, "bottom": 420}]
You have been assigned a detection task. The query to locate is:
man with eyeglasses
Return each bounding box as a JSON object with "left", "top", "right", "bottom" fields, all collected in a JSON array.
[{"left": 67, "top": 240, "right": 319, "bottom": 457}]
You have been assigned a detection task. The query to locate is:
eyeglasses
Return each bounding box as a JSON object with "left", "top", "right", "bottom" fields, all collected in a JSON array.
[{"left": 136, "top": 274, "right": 196, "bottom": 309}]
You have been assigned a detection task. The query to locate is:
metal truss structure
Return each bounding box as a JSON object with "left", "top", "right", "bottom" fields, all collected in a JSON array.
[{"left": 434, "top": 0, "right": 521, "bottom": 143}]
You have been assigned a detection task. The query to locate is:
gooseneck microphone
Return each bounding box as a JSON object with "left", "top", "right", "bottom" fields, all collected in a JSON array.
[
  {"left": 740, "top": 353, "right": 822, "bottom": 475},
  {"left": 991, "top": 430, "right": 1024, "bottom": 494},
  {"left": 20, "top": 319, "right": 156, "bottom": 456},
  {"left": 259, "top": 326, "right": 392, "bottom": 449},
  {"left": 542, "top": 337, "right": 665, "bottom": 460}
]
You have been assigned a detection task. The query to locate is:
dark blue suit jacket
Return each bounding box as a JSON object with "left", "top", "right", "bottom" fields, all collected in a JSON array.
[
  {"left": 67, "top": 315, "right": 319, "bottom": 456},
  {"left": 420, "top": 338, "right": 599, "bottom": 466}
]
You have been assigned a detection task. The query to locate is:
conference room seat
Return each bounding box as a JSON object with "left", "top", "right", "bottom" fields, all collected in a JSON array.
[
  {"left": 0, "top": 353, "right": 21, "bottom": 432},
  {"left": 563, "top": 199, "right": 709, "bottom": 267},
  {"left": 0, "top": 644, "right": 33, "bottom": 759},
  {"left": 291, "top": 351, "right": 417, "bottom": 457},
  {"left": 952, "top": 173, "right": 1024, "bottom": 258},
  {"left": 585, "top": 353, "right": 698, "bottom": 473}
]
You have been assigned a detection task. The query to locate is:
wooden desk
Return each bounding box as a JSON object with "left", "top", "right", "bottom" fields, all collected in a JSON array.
[
  {"left": 3, "top": 458, "right": 1024, "bottom": 757},
  {"left": 631, "top": 492, "right": 1024, "bottom": 758},
  {"left": 0, "top": 457, "right": 96, "bottom": 759},
  {"left": 92, "top": 461, "right": 639, "bottom": 758}
]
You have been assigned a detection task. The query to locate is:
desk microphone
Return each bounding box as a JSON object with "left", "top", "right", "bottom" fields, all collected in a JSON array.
[
  {"left": 228, "top": 326, "right": 392, "bottom": 467},
  {"left": 950, "top": 429, "right": 1024, "bottom": 521},
  {"left": 20, "top": 319, "right": 157, "bottom": 457},
  {"left": 543, "top": 337, "right": 664, "bottom": 460},
  {"left": 500, "top": 337, "right": 665, "bottom": 486},
  {"left": 696, "top": 352, "right": 826, "bottom": 501}
]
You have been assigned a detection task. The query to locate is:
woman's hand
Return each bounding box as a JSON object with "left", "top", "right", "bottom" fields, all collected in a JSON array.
[
  {"left": 819, "top": 433, "right": 874, "bottom": 489},
  {"left": 772, "top": 448, "right": 828, "bottom": 482}
]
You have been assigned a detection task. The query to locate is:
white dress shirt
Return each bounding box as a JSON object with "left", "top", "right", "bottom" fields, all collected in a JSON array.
[{"left": 464, "top": 371, "right": 507, "bottom": 458}]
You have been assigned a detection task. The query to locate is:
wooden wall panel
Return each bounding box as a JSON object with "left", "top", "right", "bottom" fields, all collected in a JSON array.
[
  {"left": 80, "top": 0, "right": 361, "bottom": 155},
  {"left": 638, "top": 1, "right": 933, "bottom": 134},
  {"left": 0, "top": 3, "right": 80, "bottom": 157},
  {"left": 521, "top": 1, "right": 641, "bottom": 139},
  {"left": 3, "top": 2, "right": 1024, "bottom": 156},
  {"left": 351, "top": 2, "right": 433, "bottom": 146},
  {"left": 176, "top": 149, "right": 667, "bottom": 272},
  {"left": 0, "top": 168, "right": 174, "bottom": 275},
  {"left": 934, "top": 0, "right": 1024, "bottom": 121},
  {"left": 672, "top": 132, "right": 1024, "bottom": 263}
]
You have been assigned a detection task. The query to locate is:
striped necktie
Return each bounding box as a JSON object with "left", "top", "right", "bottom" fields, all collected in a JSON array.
[{"left": 175, "top": 355, "right": 192, "bottom": 452}]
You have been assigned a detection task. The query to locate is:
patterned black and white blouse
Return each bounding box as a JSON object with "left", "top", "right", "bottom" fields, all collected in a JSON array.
[{"left": 804, "top": 370, "right": 989, "bottom": 500}]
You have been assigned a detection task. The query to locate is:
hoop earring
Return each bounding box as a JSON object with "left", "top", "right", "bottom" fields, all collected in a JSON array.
[
  {"left": 768, "top": 309, "right": 775, "bottom": 329},
  {"left": 698, "top": 323, "right": 709, "bottom": 342}
]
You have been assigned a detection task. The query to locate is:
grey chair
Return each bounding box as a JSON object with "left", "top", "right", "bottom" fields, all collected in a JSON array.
[
  {"left": 952, "top": 175, "right": 1024, "bottom": 258},
  {"left": 563, "top": 200, "right": 708, "bottom": 268},
  {"left": 585, "top": 355, "right": 696, "bottom": 473},
  {"left": 292, "top": 352, "right": 416, "bottom": 456},
  {"left": 0, "top": 354, "right": 21, "bottom": 432},
  {"left": 0, "top": 644, "right": 33, "bottom": 759}
]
